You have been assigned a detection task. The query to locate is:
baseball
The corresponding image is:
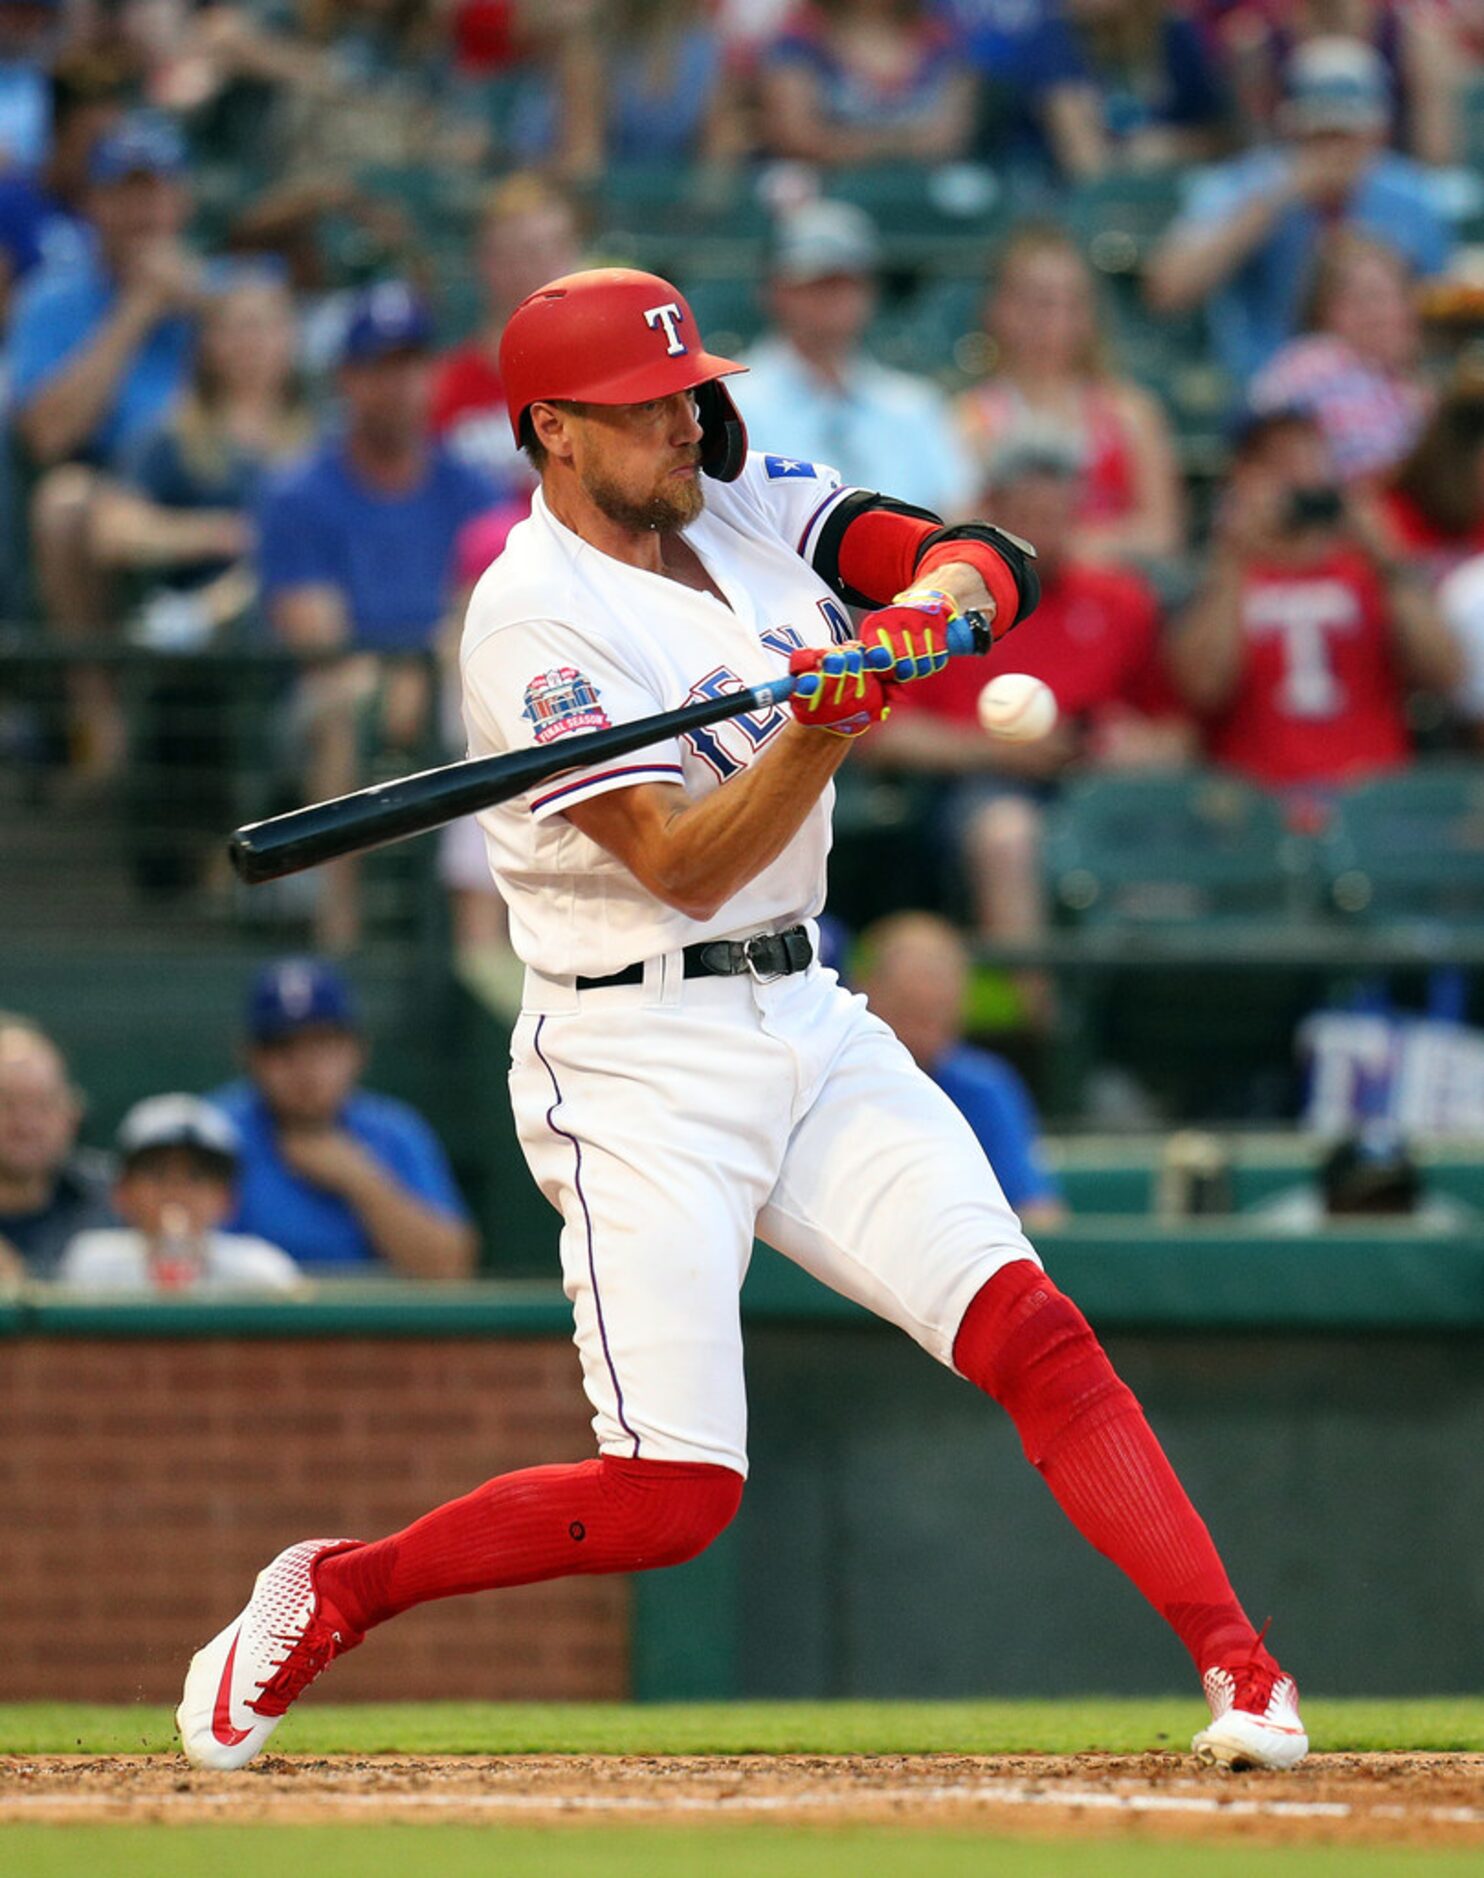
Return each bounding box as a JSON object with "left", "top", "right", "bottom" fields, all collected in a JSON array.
[{"left": 977, "top": 673, "right": 1059, "bottom": 742}]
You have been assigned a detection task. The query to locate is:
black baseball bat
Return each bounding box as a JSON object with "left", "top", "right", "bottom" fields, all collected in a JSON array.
[{"left": 228, "top": 612, "right": 992, "bottom": 884}]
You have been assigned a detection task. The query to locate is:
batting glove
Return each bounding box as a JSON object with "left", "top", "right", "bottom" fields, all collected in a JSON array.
[
  {"left": 858, "top": 586, "right": 960, "bottom": 683},
  {"left": 788, "top": 644, "right": 895, "bottom": 738}
]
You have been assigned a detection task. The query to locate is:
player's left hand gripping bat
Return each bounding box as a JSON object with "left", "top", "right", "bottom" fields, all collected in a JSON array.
[{"left": 228, "top": 612, "right": 994, "bottom": 884}]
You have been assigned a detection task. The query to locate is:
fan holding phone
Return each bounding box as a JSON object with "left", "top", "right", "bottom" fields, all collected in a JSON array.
[{"left": 1166, "top": 406, "right": 1463, "bottom": 791}]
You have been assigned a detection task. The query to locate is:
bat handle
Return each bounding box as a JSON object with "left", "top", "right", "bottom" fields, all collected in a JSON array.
[{"left": 947, "top": 609, "right": 993, "bottom": 658}]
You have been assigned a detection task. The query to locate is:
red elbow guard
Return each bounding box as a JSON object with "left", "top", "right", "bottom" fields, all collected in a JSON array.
[
  {"left": 833, "top": 505, "right": 940, "bottom": 608},
  {"left": 814, "top": 493, "right": 1038, "bottom": 633}
]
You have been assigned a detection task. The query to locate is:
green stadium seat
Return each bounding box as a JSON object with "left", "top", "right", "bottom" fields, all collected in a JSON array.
[
  {"left": 824, "top": 162, "right": 1007, "bottom": 241},
  {"left": 1044, "top": 771, "right": 1307, "bottom": 927},
  {"left": 594, "top": 165, "right": 772, "bottom": 245},
  {"left": 869, "top": 276, "right": 985, "bottom": 380},
  {"left": 1461, "top": 74, "right": 1484, "bottom": 174},
  {"left": 1318, "top": 766, "right": 1484, "bottom": 924},
  {"left": 679, "top": 275, "right": 764, "bottom": 355},
  {"left": 1060, "top": 170, "right": 1184, "bottom": 278}
]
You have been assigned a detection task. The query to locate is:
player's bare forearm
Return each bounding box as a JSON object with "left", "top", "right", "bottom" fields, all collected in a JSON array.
[
  {"left": 565, "top": 724, "right": 851, "bottom": 922},
  {"left": 925, "top": 559, "right": 996, "bottom": 623}
]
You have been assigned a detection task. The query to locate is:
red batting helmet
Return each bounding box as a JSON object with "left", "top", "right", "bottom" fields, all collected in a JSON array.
[{"left": 499, "top": 267, "right": 749, "bottom": 482}]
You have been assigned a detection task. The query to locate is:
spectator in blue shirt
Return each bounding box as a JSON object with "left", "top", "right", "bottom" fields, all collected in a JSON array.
[
  {"left": 212, "top": 960, "right": 479, "bottom": 1280},
  {"left": 857, "top": 913, "right": 1067, "bottom": 1230},
  {"left": 938, "top": 0, "right": 1102, "bottom": 177},
  {"left": 0, "top": 57, "right": 126, "bottom": 323},
  {"left": 0, "top": 0, "right": 57, "bottom": 173},
  {"left": 10, "top": 111, "right": 200, "bottom": 472},
  {"left": 1065, "top": 1, "right": 1228, "bottom": 169},
  {"left": 1147, "top": 36, "right": 1451, "bottom": 385},
  {"left": 257, "top": 282, "right": 499, "bottom": 656},
  {"left": 10, "top": 109, "right": 203, "bottom": 780},
  {"left": 255, "top": 282, "right": 498, "bottom": 947},
  {"left": 736, "top": 199, "right": 974, "bottom": 518}
]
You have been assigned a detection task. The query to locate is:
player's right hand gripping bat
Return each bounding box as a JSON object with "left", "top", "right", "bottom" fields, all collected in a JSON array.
[{"left": 228, "top": 612, "right": 994, "bottom": 884}]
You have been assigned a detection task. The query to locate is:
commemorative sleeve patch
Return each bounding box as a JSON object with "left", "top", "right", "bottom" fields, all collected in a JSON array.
[
  {"left": 522, "top": 666, "right": 612, "bottom": 744},
  {"left": 763, "top": 455, "right": 818, "bottom": 480}
]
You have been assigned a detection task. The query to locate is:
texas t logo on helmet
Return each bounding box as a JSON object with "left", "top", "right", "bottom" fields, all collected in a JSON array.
[
  {"left": 498, "top": 267, "right": 749, "bottom": 481},
  {"left": 643, "top": 302, "right": 688, "bottom": 357}
]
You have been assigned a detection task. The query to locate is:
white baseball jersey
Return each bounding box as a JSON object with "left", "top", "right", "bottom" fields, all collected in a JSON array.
[{"left": 460, "top": 451, "right": 862, "bottom": 977}]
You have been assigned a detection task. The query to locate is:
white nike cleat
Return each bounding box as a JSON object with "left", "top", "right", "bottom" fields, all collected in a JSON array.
[
  {"left": 176, "top": 1538, "right": 364, "bottom": 1770},
  {"left": 1193, "top": 1652, "right": 1309, "bottom": 1771}
]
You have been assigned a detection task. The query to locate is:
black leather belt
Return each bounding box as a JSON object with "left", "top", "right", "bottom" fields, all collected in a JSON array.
[{"left": 575, "top": 924, "right": 814, "bottom": 991}]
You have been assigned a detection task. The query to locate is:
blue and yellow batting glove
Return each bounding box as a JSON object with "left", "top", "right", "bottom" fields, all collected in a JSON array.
[
  {"left": 859, "top": 586, "right": 961, "bottom": 683},
  {"left": 787, "top": 644, "right": 895, "bottom": 738}
]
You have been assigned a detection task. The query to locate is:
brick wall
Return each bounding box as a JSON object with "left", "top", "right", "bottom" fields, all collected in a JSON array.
[{"left": 0, "top": 1338, "right": 628, "bottom": 1703}]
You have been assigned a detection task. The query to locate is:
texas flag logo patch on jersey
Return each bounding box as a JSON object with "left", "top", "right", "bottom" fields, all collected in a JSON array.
[{"left": 522, "top": 667, "right": 611, "bottom": 745}]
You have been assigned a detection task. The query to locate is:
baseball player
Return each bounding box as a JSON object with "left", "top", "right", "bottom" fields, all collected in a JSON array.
[{"left": 178, "top": 269, "right": 1306, "bottom": 1773}]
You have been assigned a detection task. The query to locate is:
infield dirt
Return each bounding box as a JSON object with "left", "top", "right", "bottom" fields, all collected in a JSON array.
[{"left": 1, "top": 1753, "right": 1481, "bottom": 1849}]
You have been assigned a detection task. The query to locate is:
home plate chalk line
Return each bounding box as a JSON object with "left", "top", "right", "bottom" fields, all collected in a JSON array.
[{"left": 6, "top": 1782, "right": 1483, "bottom": 1826}]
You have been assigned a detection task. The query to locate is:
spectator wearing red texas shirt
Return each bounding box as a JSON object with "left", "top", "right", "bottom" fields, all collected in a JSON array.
[
  {"left": 1170, "top": 407, "right": 1461, "bottom": 791},
  {"left": 430, "top": 173, "right": 582, "bottom": 494},
  {"left": 865, "top": 423, "right": 1193, "bottom": 1016}
]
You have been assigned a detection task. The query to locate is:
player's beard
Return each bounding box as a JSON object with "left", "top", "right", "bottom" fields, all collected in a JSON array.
[{"left": 583, "top": 459, "right": 705, "bottom": 535}]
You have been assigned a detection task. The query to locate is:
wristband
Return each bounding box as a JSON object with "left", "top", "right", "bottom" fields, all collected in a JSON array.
[{"left": 889, "top": 585, "right": 962, "bottom": 617}]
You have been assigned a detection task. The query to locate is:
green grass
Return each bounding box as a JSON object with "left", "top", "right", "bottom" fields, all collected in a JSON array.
[
  {"left": 4, "top": 1697, "right": 1484, "bottom": 1757},
  {"left": 1, "top": 1829, "right": 1481, "bottom": 1878}
]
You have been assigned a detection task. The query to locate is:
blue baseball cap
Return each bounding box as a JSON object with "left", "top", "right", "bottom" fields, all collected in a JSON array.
[
  {"left": 246, "top": 959, "right": 360, "bottom": 1043},
  {"left": 338, "top": 281, "right": 435, "bottom": 367},
  {"left": 88, "top": 111, "right": 187, "bottom": 186}
]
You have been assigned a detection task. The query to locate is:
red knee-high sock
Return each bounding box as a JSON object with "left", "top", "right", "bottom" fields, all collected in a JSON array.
[
  {"left": 954, "top": 1260, "right": 1270, "bottom": 1674},
  {"left": 316, "top": 1457, "right": 743, "bottom": 1634}
]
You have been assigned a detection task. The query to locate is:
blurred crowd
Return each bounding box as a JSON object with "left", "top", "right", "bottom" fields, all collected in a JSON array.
[
  {"left": 7, "top": 1, "right": 1484, "bottom": 1233},
  {"left": 0, "top": 960, "right": 478, "bottom": 1289}
]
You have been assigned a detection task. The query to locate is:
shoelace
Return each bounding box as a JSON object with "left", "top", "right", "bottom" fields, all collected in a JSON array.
[
  {"left": 1227, "top": 1619, "right": 1280, "bottom": 1714},
  {"left": 248, "top": 1618, "right": 344, "bottom": 1718}
]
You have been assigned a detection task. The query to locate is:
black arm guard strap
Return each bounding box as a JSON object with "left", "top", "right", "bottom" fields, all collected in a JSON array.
[{"left": 917, "top": 521, "right": 1041, "bottom": 627}]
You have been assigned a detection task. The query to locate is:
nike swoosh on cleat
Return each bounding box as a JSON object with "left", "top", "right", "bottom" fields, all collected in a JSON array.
[{"left": 211, "top": 1631, "right": 253, "bottom": 1746}]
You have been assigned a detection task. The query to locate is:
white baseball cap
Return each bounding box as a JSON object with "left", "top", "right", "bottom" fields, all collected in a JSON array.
[
  {"left": 770, "top": 200, "right": 880, "bottom": 283},
  {"left": 116, "top": 1094, "right": 241, "bottom": 1166},
  {"left": 1281, "top": 36, "right": 1391, "bottom": 135}
]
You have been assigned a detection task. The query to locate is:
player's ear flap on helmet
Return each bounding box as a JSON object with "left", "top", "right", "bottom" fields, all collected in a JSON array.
[{"left": 695, "top": 380, "right": 747, "bottom": 483}]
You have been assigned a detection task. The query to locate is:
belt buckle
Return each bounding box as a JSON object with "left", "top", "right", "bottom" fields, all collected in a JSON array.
[{"left": 741, "top": 932, "right": 783, "bottom": 984}]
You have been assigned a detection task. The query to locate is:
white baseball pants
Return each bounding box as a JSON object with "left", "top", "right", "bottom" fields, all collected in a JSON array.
[{"left": 509, "top": 949, "right": 1040, "bottom": 1475}]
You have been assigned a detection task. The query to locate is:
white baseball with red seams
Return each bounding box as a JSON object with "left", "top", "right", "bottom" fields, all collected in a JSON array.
[
  {"left": 460, "top": 451, "right": 1040, "bottom": 1473},
  {"left": 977, "top": 672, "right": 1058, "bottom": 742}
]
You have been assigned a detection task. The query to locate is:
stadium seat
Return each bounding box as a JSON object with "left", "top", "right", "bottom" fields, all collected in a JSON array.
[
  {"left": 1044, "top": 772, "right": 1308, "bottom": 927},
  {"left": 869, "top": 276, "right": 985, "bottom": 380},
  {"left": 679, "top": 275, "right": 764, "bottom": 355},
  {"left": 825, "top": 162, "right": 1007, "bottom": 241},
  {"left": 1318, "top": 767, "right": 1484, "bottom": 924},
  {"left": 1060, "top": 171, "right": 1184, "bottom": 279}
]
